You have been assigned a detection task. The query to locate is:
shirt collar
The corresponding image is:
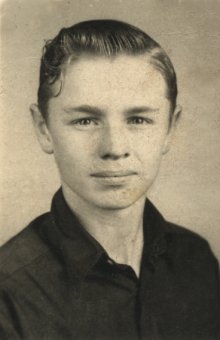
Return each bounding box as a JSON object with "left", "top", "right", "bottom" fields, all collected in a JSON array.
[
  {"left": 49, "top": 189, "right": 105, "bottom": 281},
  {"left": 49, "top": 188, "right": 167, "bottom": 280},
  {"left": 142, "top": 199, "right": 168, "bottom": 267}
]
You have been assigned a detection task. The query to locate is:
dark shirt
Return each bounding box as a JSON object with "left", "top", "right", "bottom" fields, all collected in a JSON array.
[{"left": 0, "top": 189, "right": 220, "bottom": 340}]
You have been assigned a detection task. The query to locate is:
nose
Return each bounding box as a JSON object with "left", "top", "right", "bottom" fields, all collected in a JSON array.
[{"left": 99, "top": 124, "right": 130, "bottom": 160}]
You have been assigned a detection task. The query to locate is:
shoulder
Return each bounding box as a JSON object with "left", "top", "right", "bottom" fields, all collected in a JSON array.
[
  {"left": 163, "top": 220, "right": 219, "bottom": 274},
  {"left": 147, "top": 199, "right": 218, "bottom": 267},
  {"left": 165, "top": 220, "right": 213, "bottom": 251},
  {"left": 0, "top": 212, "right": 54, "bottom": 284}
]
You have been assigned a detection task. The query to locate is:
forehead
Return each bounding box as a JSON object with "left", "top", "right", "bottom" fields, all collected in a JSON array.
[{"left": 50, "top": 54, "right": 168, "bottom": 109}]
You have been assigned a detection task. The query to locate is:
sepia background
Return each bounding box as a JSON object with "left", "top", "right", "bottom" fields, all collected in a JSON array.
[{"left": 0, "top": 0, "right": 220, "bottom": 261}]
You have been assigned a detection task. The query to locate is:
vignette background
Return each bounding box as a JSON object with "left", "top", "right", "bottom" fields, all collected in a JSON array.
[{"left": 0, "top": 0, "right": 220, "bottom": 261}]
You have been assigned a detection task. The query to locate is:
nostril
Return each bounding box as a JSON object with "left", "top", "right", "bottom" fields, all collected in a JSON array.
[
  {"left": 102, "top": 152, "right": 130, "bottom": 160},
  {"left": 102, "top": 153, "right": 120, "bottom": 160}
]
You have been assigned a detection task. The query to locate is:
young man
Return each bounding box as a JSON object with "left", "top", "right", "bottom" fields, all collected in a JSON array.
[{"left": 0, "top": 20, "right": 219, "bottom": 339}]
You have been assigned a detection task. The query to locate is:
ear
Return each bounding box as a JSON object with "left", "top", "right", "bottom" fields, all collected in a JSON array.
[
  {"left": 162, "top": 104, "right": 182, "bottom": 155},
  {"left": 30, "top": 104, "right": 54, "bottom": 154}
]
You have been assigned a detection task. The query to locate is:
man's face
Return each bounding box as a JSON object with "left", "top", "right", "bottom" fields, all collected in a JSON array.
[{"left": 38, "top": 55, "right": 176, "bottom": 210}]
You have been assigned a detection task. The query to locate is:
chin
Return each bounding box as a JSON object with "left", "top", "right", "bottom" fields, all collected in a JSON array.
[
  {"left": 96, "top": 202, "right": 134, "bottom": 211},
  {"left": 90, "top": 192, "right": 146, "bottom": 211}
]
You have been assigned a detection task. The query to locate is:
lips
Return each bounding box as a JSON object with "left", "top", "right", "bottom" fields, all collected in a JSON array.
[{"left": 91, "top": 171, "right": 137, "bottom": 178}]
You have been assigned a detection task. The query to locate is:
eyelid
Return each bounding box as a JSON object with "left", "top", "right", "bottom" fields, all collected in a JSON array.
[
  {"left": 127, "top": 116, "right": 154, "bottom": 124},
  {"left": 70, "top": 117, "right": 100, "bottom": 126}
]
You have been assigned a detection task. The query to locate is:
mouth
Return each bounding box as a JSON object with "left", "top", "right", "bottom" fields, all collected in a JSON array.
[{"left": 91, "top": 171, "right": 137, "bottom": 178}]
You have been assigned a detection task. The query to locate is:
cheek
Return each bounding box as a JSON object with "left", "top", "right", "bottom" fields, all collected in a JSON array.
[
  {"left": 134, "top": 129, "right": 168, "bottom": 155},
  {"left": 134, "top": 131, "right": 168, "bottom": 174},
  {"left": 52, "top": 135, "right": 94, "bottom": 178},
  {"left": 140, "top": 150, "right": 163, "bottom": 170},
  {"left": 52, "top": 130, "right": 103, "bottom": 167}
]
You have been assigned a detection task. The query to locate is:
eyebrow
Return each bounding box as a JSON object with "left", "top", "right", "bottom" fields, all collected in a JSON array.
[
  {"left": 63, "top": 105, "right": 159, "bottom": 116},
  {"left": 64, "top": 105, "right": 103, "bottom": 116},
  {"left": 125, "top": 106, "right": 159, "bottom": 115}
]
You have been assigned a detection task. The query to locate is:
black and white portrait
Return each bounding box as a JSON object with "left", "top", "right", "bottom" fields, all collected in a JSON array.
[{"left": 0, "top": 1, "right": 220, "bottom": 339}]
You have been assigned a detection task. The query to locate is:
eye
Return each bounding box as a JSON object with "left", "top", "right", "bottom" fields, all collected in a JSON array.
[
  {"left": 71, "top": 118, "right": 99, "bottom": 126},
  {"left": 127, "top": 116, "right": 154, "bottom": 125}
]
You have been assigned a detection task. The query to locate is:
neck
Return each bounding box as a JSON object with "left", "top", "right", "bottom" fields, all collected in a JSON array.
[{"left": 62, "top": 185, "right": 146, "bottom": 277}]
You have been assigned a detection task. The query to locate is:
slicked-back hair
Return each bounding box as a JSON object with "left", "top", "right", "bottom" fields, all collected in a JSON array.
[{"left": 38, "top": 20, "right": 177, "bottom": 119}]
